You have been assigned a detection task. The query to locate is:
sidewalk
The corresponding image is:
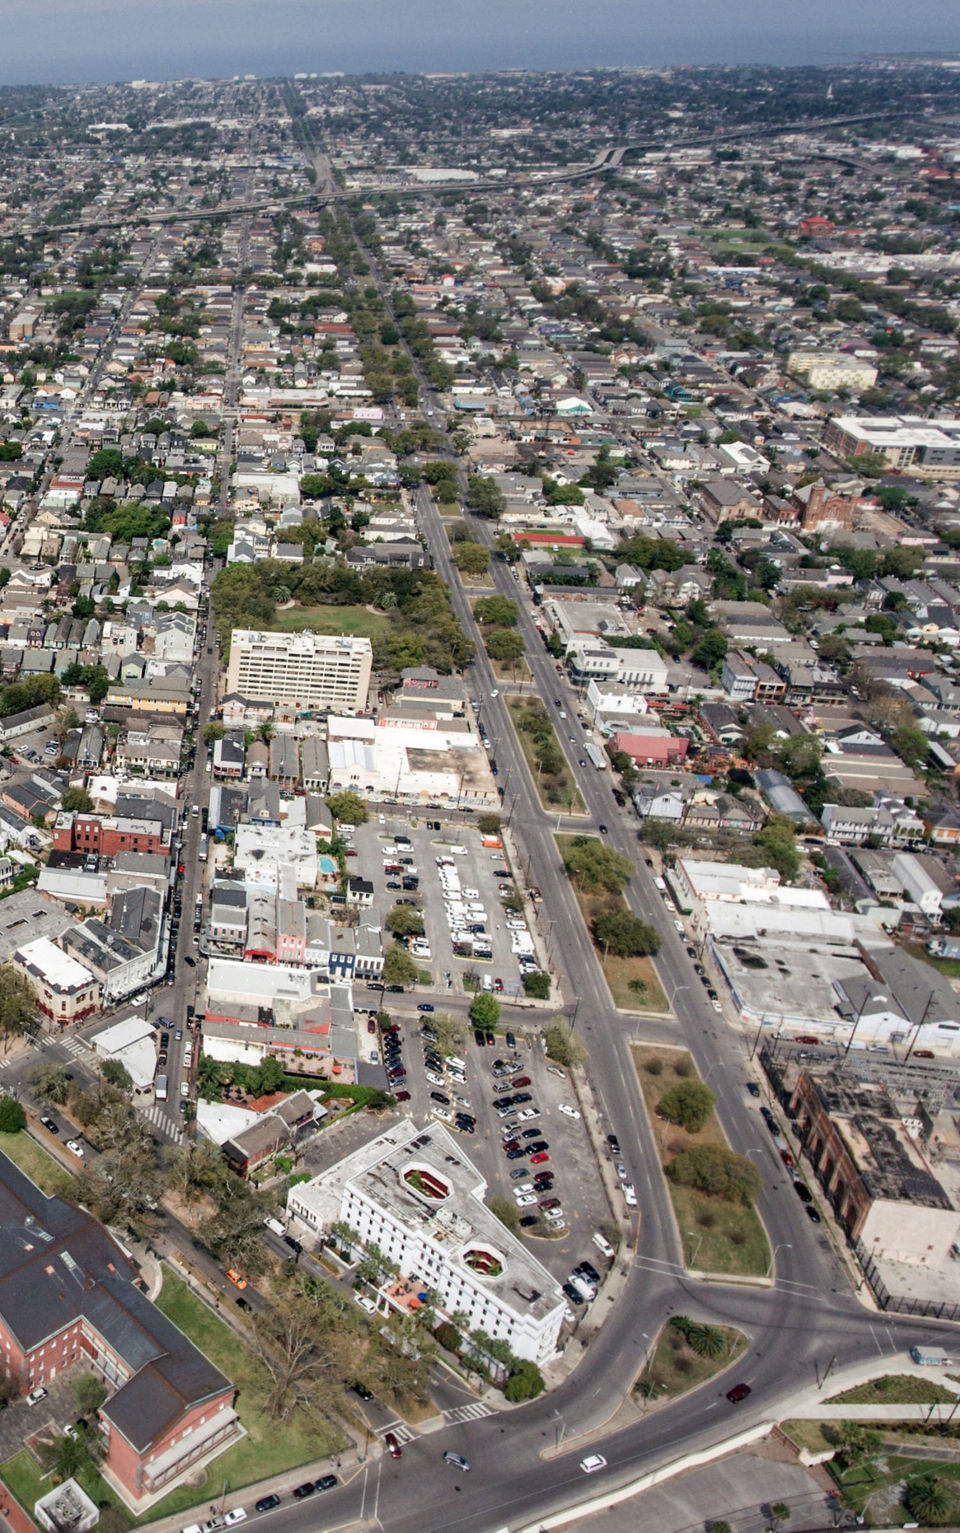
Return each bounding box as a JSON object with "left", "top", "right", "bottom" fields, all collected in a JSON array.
[{"left": 782, "top": 1354, "right": 960, "bottom": 1421}]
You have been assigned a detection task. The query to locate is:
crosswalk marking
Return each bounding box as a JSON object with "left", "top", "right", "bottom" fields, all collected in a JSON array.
[
  {"left": 442, "top": 1402, "right": 497, "bottom": 1425},
  {"left": 139, "top": 1102, "right": 184, "bottom": 1140},
  {"left": 377, "top": 1420, "right": 417, "bottom": 1445},
  {"left": 62, "top": 1036, "right": 90, "bottom": 1058}
]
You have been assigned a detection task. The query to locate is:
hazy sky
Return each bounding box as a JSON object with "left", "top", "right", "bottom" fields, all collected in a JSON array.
[{"left": 0, "top": 0, "right": 957, "bottom": 86}]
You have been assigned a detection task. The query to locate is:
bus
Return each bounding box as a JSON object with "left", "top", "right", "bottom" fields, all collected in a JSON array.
[
  {"left": 194, "top": 894, "right": 202, "bottom": 930},
  {"left": 584, "top": 742, "right": 608, "bottom": 771}
]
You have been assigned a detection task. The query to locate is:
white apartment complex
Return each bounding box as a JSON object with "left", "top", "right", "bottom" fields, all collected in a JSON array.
[
  {"left": 786, "top": 351, "right": 878, "bottom": 392},
  {"left": 225, "top": 630, "right": 373, "bottom": 714},
  {"left": 287, "top": 1120, "right": 566, "bottom": 1365}
]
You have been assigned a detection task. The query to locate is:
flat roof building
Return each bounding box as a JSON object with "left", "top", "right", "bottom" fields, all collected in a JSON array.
[
  {"left": 225, "top": 630, "right": 372, "bottom": 715},
  {"left": 287, "top": 1119, "right": 566, "bottom": 1365}
]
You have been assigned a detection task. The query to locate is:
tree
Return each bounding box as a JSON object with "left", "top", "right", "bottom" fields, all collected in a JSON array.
[
  {"left": 165, "top": 1139, "right": 230, "bottom": 1206},
  {"left": 426, "top": 1012, "right": 467, "bottom": 1059},
  {"left": 385, "top": 904, "right": 425, "bottom": 940},
  {"left": 0, "top": 965, "right": 37, "bottom": 1051},
  {"left": 382, "top": 943, "right": 418, "bottom": 988},
  {"left": 522, "top": 971, "right": 551, "bottom": 999},
  {"left": 30, "top": 1062, "right": 71, "bottom": 1104},
  {"left": 543, "top": 1019, "right": 586, "bottom": 1069},
  {"left": 488, "top": 1196, "right": 520, "bottom": 1236},
  {"left": 906, "top": 1475, "right": 950, "bottom": 1526},
  {"left": 657, "top": 1079, "right": 715, "bottom": 1133},
  {"left": 466, "top": 474, "right": 505, "bottom": 519},
  {"left": 469, "top": 992, "right": 501, "bottom": 1030},
  {"left": 202, "top": 721, "right": 225, "bottom": 745},
  {"left": 505, "top": 1359, "right": 545, "bottom": 1401},
  {"left": 892, "top": 723, "right": 929, "bottom": 770},
  {"left": 61, "top": 785, "right": 93, "bottom": 812},
  {"left": 450, "top": 542, "right": 490, "bottom": 577},
  {"left": 250, "top": 1275, "right": 362, "bottom": 1422},
  {"left": 474, "top": 595, "right": 519, "bottom": 628},
  {"left": 592, "top": 909, "right": 660, "bottom": 958},
  {"left": 71, "top": 1372, "right": 107, "bottom": 1418},
  {"left": 327, "top": 790, "right": 369, "bottom": 825},
  {"left": 477, "top": 813, "right": 501, "bottom": 836},
  {"left": 0, "top": 1096, "right": 25, "bottom": 1133},
  {"left": 100, "top": 1059, "right": 133, "bottom": 1091},
  {"left": 752, "top": 815, "right": 800, "bottom": 882},
  {"left": 486, "top": 628, "right": 526, "bottom": 667},
  {"left": 561, "top": 837, "right": 634, "bottom": 894},
  {"left": 667, "top": 1144, "right": 761, "bottom": 1205}
]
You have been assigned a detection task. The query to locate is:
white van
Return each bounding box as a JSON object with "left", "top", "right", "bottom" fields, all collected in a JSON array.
[
  {"left": 446, "top": 1055, "right": 467, "bottom": 1074},
  {"left": 480, "top": 974, "right": 494, "bottom": 992},
  {"left": 264, "top": 1216, "right": 285, "bottom": 1238},
  {"left": 592, "top": 1232, "right": 615, "bottom": 1259}
]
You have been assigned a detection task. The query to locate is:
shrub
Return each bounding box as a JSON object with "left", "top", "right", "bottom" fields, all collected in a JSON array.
[{"left": 667, "top": 1144, "right": 761, "bottom": 1205}]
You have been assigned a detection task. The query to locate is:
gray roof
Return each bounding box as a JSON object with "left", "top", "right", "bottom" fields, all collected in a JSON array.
[{"left": 0, "top": 1150, "right": 230, "bottom": 1452}]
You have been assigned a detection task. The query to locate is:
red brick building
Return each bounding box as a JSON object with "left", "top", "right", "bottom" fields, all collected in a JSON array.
[
  {"left": 610, "top": 729, "right": 689, "bottom": 768},
  {"left": 0, "top": 1151, "right": 239, "bottom": 1511},
  {"left": 52, "top": 812, "right": 169, "bottom": 858}
]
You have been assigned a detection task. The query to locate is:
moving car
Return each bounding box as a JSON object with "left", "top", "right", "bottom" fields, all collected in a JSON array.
[
  {"left": 384, "top": 1432, "right": 403, "bottom": 1458},
  {"left": 726, "top": 1383, "right": 752, "bottom": 1404},
  {"left": 443, "top": 1451, "right": 470, "bottom": 1471},
  {"left": 580, "top": 1454, "right": 607, "bottom": 1474}
]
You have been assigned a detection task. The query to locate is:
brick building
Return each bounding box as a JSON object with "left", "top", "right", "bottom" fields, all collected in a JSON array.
[
  {"left": 0, "top": 1151, "right": 239, "bottom": 1511},
  {"left": 52, "top": 812, "right": 170, "bottom": 858}
]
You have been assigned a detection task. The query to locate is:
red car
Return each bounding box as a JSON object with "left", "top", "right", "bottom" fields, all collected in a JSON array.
[
  {"left": 726, "top": 1383, "right": 751, "bottom": 1404},
  {"left": 395, "top": 1090, "right": 410, "bottom": 1102},
  {"left": 511, "top": 1075, "right": 531, "bottom": 1088},
  {"left": 384, "top": 1432, "right": 402, "bottom": 1458},
  {"left": 530, "top": 1152, "right": 550, "bottom": 1165}
]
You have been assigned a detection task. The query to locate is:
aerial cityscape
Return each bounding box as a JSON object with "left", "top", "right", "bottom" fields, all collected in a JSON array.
[{"left": 0, "top": 51, "right": 956, "bottom": 1533}]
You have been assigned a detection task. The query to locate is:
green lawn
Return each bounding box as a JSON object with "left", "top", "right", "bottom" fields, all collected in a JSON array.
[
  {"left": 632, "top": 1045, "right": 770, "bottom": 1278},
  {"left": 271, "top": 603, "right": 389, "bottom": 642},
  {"left": 149, "top": 1268, "right": 346, "bottom": 1517},
  {"left": 828, "top": 1374, "right": 958, "bottom": 1407},
  {"left": 0, "top": 1131, "right": 73, "bottom": 1197},
  {"left": 638, "top": 1320, "right": 748, "bottom": 1403}
]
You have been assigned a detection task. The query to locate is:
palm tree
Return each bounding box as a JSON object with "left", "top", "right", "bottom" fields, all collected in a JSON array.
[{"left": 906, "top": 1475, "right": 950, "bottom": 1525}]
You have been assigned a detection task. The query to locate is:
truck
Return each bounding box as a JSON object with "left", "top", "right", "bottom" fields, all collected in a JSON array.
[
  {"left": 155, "top": 1074, "right": 168, "bottom": 1102},
  {"left": 194, "top": 894, "right": 202, "bottom": 930},
  {"left": 584, "top": 742, "right": 608, "bottom": 771},
  {"left": 910, "top": 1347, "right": 951, "bottom": 1366},
  {"left": 197, "top": 834, "right": 208, "bottom": 863}
]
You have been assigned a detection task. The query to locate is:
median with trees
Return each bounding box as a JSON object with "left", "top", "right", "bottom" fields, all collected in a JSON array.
[
  {"left": 633, "top": 1045, "right": 769, "bottom": 1277},
  {"left": 557, "top": 835, "right": 665, "bottom": 1011}
]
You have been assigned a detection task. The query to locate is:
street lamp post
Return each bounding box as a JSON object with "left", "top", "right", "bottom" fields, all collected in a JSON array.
[
  {"left": 687, "top": 1229, "right": 704, "bottom": 1269},
  {"left": 766, "top": 1242, "right": 791, "bottom": 1279}
]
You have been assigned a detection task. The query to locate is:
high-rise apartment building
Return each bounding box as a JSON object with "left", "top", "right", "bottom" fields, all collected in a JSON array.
[{"left": 225, "top": 630, "right": 373, "bottom": 714}]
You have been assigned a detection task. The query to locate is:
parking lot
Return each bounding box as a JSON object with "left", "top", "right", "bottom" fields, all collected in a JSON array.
[
  {"left": 345, "top": 814, "right": 543, "bottom": 1000},
  {"left": 366, "top": 1005, "right": 611, "bottom": 1291}
]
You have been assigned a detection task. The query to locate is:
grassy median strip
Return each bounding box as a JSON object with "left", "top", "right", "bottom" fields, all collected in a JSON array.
[
  {"left": 507, "top": 697, "right": 584, "bottom": 812},
  {"left": 150, "top": 1266, "right": 346, "bottom": 1517},
  {"left": 636, "top": 1317, "right": 748, "bottom": 1404},
  {"left": 632, "top": 1044, "right": 770, "bottom": 1278}
]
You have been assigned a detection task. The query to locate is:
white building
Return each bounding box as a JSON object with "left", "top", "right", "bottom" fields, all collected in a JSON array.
[
  {"left": 326, "top": 715, "right": 498, "bottom": 809},
  {"left": 225, "top": 630, "right": 372, "bottom": 714},
  {"left": 288, "top": 1120, "right": 566, "bottom": 1365},
  {"left": 233, "top": 823, "right": 319, "bottom": 889},
  {"left": 787, "top": 351, "right": 878, "bottom": 393}
]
